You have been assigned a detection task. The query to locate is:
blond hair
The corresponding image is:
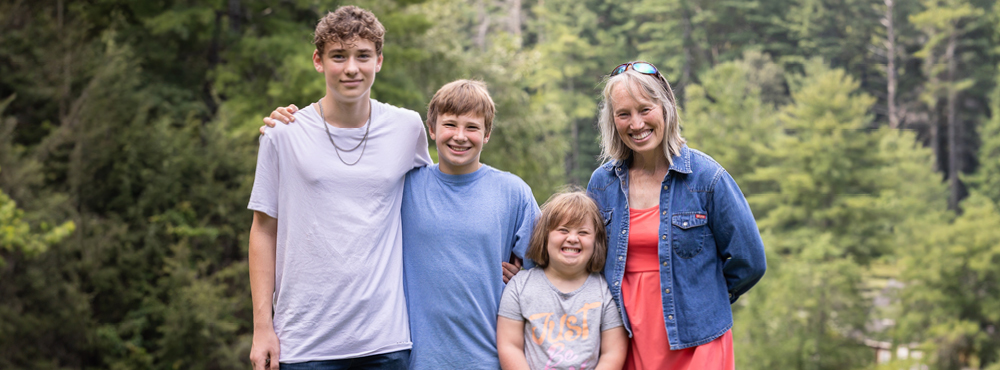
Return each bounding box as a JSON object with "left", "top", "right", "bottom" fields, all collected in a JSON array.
[
  {"left": 597, "top": 69, "right": 685, "bottom": 165},
  {"left": 426, "top": 80, "right": 496, "bottom": 134}
]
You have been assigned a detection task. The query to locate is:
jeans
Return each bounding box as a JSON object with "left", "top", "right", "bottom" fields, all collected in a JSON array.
[{"left": 280, "top": 350, "right": 410, "bottom": 370}]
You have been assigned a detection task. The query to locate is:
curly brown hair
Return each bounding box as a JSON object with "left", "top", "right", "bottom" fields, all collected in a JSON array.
[{"left": 314, "top": 6, "right": 385, "bottom": 56}]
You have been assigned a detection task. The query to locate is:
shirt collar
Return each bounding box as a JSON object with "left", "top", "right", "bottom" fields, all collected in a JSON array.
[{"left": 604, "top": 145, "right": 692, "bottom": 174}]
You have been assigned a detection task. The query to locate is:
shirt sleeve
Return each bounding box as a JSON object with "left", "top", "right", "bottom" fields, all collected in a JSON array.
[
  {"left": 412, "top": 115, "right": 432, "bottom": 168},
  {"left": 497, "top": 272, "right": 525, "bottom": 321},
  {"left": 709, "top": 169, "right": 767, "bottom": 303},
  {"left": 512, "top": 184, "right": 541, "bottom": 270},
  {"left": 600, "top": 278, "right": 624, "bottom": 331},
  {"left": 247, "top": 133, "right": 279, "bottom": 218}
]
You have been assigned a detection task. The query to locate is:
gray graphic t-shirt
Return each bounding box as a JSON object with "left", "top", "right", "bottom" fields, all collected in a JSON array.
[{"left": 498, "top": 268, "right": 623, "bottom": 369}]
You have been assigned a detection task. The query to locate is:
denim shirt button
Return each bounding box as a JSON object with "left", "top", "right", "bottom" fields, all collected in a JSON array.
[
  {"left": 662, "top": 261, "right": 667, "bottom": 266},
  {"left": 663, "top": 185, "right": 669, "bottom": 190},
  {"left": 664, "top": 288, "right": 670, "bottom": 294},
  {"left": 668, "top": 315, "right": 673, "bottom": 320},
  {"left": 662, "top": 210, "right": 667, "bottom": 215},
  {"left": 661, "top": 235, "right": 666, "bottom": 240},
  {"left": 618, "top": 256, "right": 623, "bottom": 261},
  {"left": 682, "top": 222, "right": 688, "bottom": 227},
  {"left": 615, "top": 281, "right": 620, "bottom": 286},
  {"left": 621, "top": 230, "right": 626, "bottom": 235}
]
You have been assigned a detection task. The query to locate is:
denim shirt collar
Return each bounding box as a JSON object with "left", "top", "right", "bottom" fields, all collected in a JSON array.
[{"left": 601, "top": 145, "right": 694, "bottom": 176}]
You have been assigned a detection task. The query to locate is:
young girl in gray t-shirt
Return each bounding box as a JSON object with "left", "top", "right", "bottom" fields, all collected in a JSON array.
[{"left": 498, "top": 191, "right": 628, "bottom": 370}]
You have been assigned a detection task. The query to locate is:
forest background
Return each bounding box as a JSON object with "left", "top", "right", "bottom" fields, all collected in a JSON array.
[{"left": 1, "top": 0, "right": 999, "bottom": 369}]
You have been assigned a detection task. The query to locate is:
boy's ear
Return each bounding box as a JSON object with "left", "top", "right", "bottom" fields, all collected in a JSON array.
[
  {"left": 375, "top": 53, "right": 383, "bottom": 73},
  {"left": 483, "top": 130, "right": 490, "bottom": 144},
  {"left": 426, "top": 121, "right": 436, "bottom": 141},
  {"left": 313, "top": 50, "right": 323, "bottom": 72}
]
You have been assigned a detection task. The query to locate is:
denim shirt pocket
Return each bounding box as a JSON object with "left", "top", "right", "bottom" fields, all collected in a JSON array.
[{"left": 671, "top": 212, "right": 709, "bottom": 259}]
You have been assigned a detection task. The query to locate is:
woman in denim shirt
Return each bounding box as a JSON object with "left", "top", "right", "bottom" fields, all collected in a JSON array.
[{"left": 586, "top": 61, "right": 767, "bottom": 370}]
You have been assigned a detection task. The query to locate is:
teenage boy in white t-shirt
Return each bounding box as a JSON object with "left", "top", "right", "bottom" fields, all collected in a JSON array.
[
  {"left": 265, "top": 80, "right": 540, "bottom": 370},
  {"left": 247, "top": 6, "right": 431, "bottom": 369}
]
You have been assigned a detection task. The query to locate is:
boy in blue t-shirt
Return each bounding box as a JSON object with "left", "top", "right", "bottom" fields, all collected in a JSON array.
[
  {"left": 400, "top": 80, "right": 538, "bottom": 370},
  {"left": 263, "top": 79, "right": 538, "bottom": 369}
]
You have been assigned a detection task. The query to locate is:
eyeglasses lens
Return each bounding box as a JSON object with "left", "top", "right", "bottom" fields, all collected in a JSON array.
[
  {"left": 612, "top": 64, "right": 629, "bottom": 76},
  {"left": 631, "top": 62, "right": 657, "bottom": 75}
]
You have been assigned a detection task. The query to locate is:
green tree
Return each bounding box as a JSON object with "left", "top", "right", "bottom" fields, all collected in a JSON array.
[
  {"left": 735, "top": 60, "right": 944, "bottom": 370},
  {"left": 897, "top": 194, "right": 1000, "bottom": 369},
  {"left": 682, "top": 50, "right": 783, "bottom": 185},
  {"left": 966, "top": 66, "right": 1000, "bottom": 207}
]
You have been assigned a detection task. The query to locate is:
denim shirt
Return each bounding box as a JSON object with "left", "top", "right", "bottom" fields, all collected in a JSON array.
[{"left": 586, "top": 145, "right": 766, "bottom": 350}]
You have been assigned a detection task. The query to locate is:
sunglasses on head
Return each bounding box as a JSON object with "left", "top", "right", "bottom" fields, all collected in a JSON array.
[{"left": 610, "top": 61, "right": 661, "bottom": 77}]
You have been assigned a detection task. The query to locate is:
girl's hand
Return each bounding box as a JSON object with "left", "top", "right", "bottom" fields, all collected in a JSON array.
[
  {"left": 593, "top": 326, "right": 628, "bottom": 370},
  {"left": 259, "top": 104, "right": 299, "bottom": 134}
]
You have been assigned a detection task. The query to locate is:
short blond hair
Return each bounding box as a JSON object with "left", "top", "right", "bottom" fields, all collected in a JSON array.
[
  {"left": 314, "top": 6, "right": 385, "bottom": 56},
  {"left": 597, "top": 69, "right": 685, "bottom": 165},
  {"left": 526, "top": 190, "right": 607, "bottom": 273},
  {"left": 426, "top": 80, "right": 496, "bottom": 134}
]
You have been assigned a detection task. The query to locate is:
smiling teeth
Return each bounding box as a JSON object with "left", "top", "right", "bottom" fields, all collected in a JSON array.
[{"left": 631, "top": 131, "right": 652, "bottom": 140}]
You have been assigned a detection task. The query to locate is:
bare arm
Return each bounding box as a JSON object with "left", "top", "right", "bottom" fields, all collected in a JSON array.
[
  {"left": 497, "top": 316, "right": 531, "bottom": 370},
  {"left": 594, "top": 326, "right": 628, "bottom": 370},
  {"left": 249, "top": 211, "right": 280, "bottom": 370}
]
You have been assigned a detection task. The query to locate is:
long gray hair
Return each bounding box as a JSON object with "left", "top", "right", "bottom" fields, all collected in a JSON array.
[{"left": 597, "top": 69, "right": 685, "bottom": 166}]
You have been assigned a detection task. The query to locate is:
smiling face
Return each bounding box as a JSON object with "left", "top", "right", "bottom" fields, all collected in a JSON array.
[
  {"left": 429, "top": 112, "right": 490, "bottom": 175},
  {"left": 545, "top": 217, "right": 597, "bottom": 274},
  {"left": 313, "top": 37, "right": 383, "bottom": 104},
  {"left": 611, "top": 82, "right": 666, "bottom": 159}
]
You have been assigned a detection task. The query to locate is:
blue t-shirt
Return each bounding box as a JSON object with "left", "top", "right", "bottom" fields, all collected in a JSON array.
[{"left": 401, "top": 164, "right": 540, "bottom": 370}]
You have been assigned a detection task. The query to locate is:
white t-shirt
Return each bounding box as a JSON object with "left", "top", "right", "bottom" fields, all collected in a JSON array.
[{"left": 248, "top": 99, "right": 432, "bottom": 363}]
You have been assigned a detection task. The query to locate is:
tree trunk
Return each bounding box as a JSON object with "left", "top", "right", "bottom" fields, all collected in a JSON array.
[
  {"left": 476, "top": 0, "right": 491, "bottom": 51},
  {"left": 680, "top": 1, "right": 693, "bottom": 102},
  {"left": 565, "top": 78, "right": 578, "bottom": 185},
  {"left": 884, "top": 0, "right": 898, "bottom": 129},
  {"left": 508, "top": 0, "right": 521, "bottom": 47},
  {"left": 228, "top": 0, "right": 241, "bottom": 33},
  {"left": 945, "top": 30, "right": 963, "bottom": 211},
  {"left": 923, "top": 30, "right": 944, "bottom": 174}
]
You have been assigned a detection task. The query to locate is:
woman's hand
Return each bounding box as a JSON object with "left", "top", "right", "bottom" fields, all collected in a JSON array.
[{"left": 259, "top": 104, "right": 299, "bottom": 134}]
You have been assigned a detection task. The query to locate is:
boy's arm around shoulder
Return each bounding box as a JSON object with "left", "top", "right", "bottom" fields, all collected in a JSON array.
[{"left": 248, "top": 212, "right": 280, "bottom": 369}]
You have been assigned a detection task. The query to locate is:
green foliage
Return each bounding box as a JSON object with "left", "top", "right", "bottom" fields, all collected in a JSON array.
[
  {"left": 0, "top": 171, "right": 75, "bottom": 266},
  {"left": 898, "top": 193, "right": 1000, "bottom": 369},
  {"left": 1, "top": 0, "right": 999, "bottom": 368},
  {"left": 733, "top": 60, "right": 948, "bottom": 370},
  {"left": 966, "top": 66, "right": 1000, "bottom": 206},
  {"left": 683, "top": 51, "right": 783, "bottom": 185}
]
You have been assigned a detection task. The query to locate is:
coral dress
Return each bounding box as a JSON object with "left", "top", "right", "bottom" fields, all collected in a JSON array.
[{"left": 622, "top": 205, "right": 734, "bottom": 370}]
